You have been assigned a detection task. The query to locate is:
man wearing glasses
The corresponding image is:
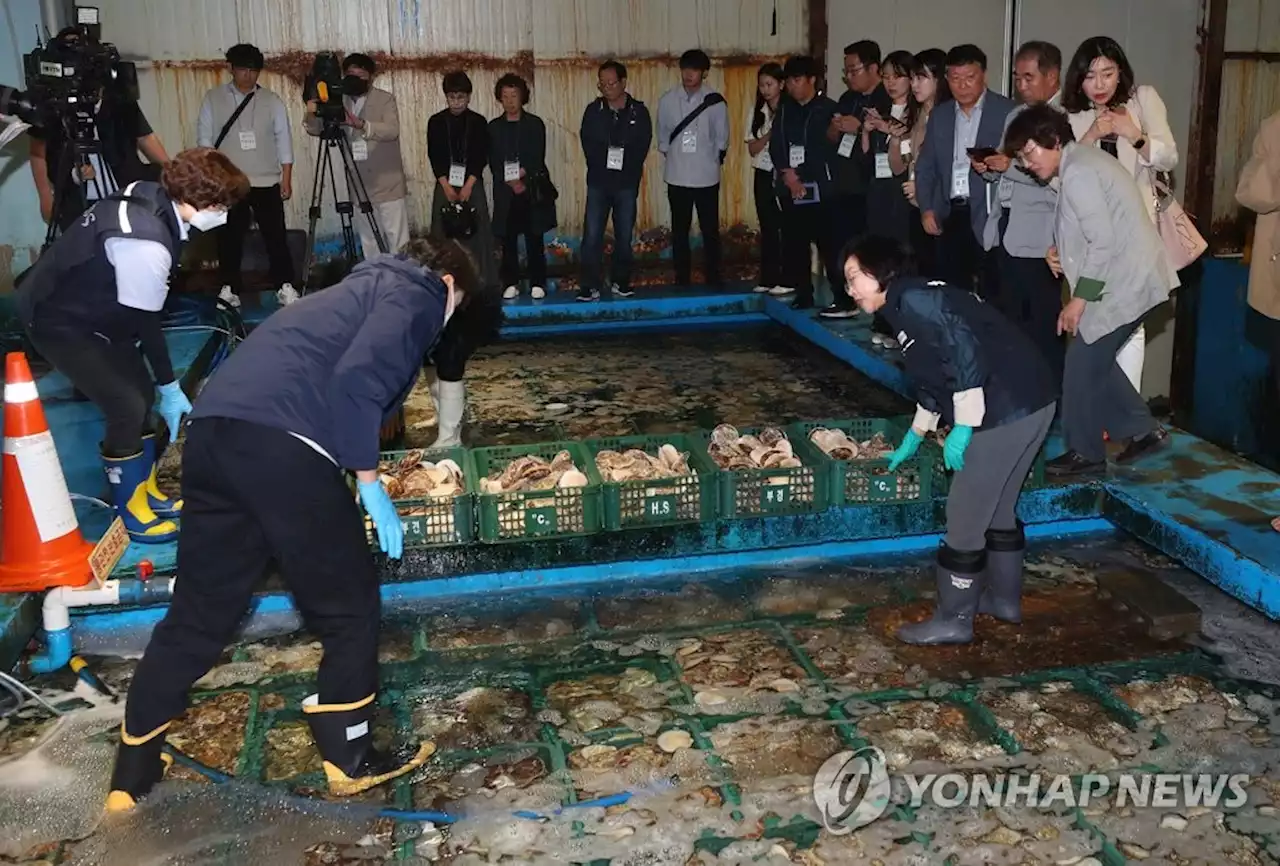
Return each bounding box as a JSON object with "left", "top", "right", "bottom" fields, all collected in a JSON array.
[
  {"left": 819, "top": 40, "right": 890, "bottom": 319},
  {"left": 915, "top": 44, "right": 1013, "bottom": 301},
  {"left": 577, "top": 60, "right": 653, "bottom": 302}
]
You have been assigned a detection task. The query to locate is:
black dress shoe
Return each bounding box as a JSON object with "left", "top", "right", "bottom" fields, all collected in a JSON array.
[
  {"left": 1115, "top": 428, "right": 1170, "bottom": 464},
  {"left": 1045, "top": 451, "right": 1106, "bottom": 477},
  {"left": 791, "top": 299, "right": 814, "bottom": 310}
]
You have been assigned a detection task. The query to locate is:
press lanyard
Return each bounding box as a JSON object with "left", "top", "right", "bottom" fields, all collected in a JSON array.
[
  {"left": 447, "top": 114, "right": 470, "bottom": 168},
  {"left": 607, "top": 101, "right": 636, "bottom": 148}
]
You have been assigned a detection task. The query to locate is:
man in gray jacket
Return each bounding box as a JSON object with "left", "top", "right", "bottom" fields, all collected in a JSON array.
[
  {"left": 1007, "top": 105, "right": 1174, "bottom": 477},
  {"left": 982, "top": 41, "right": 1064, "bottom": 381}
]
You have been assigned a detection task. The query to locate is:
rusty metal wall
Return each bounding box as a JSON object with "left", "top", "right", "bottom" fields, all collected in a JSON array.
[{"left": 97, "top": 0, "right": 808, "bottom": 245}]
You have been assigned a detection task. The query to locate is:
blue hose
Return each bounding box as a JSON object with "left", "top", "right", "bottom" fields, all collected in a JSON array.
[{"left": 162, "top": 746, "right": 636, "bottom": 825}]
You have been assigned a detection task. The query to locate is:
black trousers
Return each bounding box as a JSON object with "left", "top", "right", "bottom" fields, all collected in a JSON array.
[
  {"left": 939, "top": 204, "right": 981, "bottom": 292},
  {"left": 669, "top": 184, "right": 721, "bottom": 285},
  {"left": 217, "top": 183, "right": 296, "bottom": 291},
  {"left": 124, "top": 417, "right": 380, "bottom": 736},
  {"left": 825, "top": 194, "right": 867, "bottom": 310},
  {"left": 500, "top": 194, "right": 547, "bottom": 288},
  {"left": 28, "top": 331, "right": 153, "bottom": 457},
  {"left": 998, "top": 246, "right": 1066, "bottom": 385},
  {"left": 781, "top": 199, "right": 831, "bottom": 306},
  {"left": 909, "top": 206, "right": 941, "bottom": 281},
  {"left": 753, "top": 169, "right": 783, "bottom": 287}
]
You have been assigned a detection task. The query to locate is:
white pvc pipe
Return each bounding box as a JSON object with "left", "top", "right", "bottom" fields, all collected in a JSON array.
[{"left": 42, "top": 581, "right": 122, "bottom": 632}]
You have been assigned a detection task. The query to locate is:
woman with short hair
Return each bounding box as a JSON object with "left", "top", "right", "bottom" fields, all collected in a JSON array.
[
  {"left": 489, "top": 73, "right": 556, "bottom": 302},
  {"left": 1006, "top": 104, "right": 1174, "bottom": 477},
  {"left": 15, "top": 147, "right": 249, "bottom": 543}
]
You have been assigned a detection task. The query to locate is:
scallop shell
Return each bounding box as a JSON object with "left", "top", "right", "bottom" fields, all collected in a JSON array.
[
  {"left": 710, "top": 424, "right": 740, "bottom": 448},
  {"left": 550, "top": 450, "right": 575, "bottom": 473},
  {"left": 694, "top": 689, "right": 730, "bottom": 711},
  {"left": 558, "top": 469, "right": 589, "bottom": 488},
  {"left": 657, "top": 730, "right": 694, "bottom": 753},
  {"left": 758, "top": 427, "right": 787, "bottom": 447}
]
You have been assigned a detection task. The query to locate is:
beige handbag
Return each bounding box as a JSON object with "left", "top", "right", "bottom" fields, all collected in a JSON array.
[{"left": 1153, "top": 171, "right": 1207, "bottom": 272}]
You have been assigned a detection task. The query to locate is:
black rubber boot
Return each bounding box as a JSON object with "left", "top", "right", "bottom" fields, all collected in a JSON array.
[
  {"left": 981, "top": 523, "right": 1025, "bottom": 624},
  {"left": 105, "top": 722, "right": 173, "bottom": 812},
  {"left": 896, "top": 545, "right": 986, "bottom": 645},
  {"left": 303, "top": 694, "right": 435, "bottom": 796}
]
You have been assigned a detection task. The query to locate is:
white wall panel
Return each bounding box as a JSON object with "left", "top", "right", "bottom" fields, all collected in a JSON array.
[
  {"left": 825, "top": 0, "right": 1012, "bottom": 98},
  {"left": 1225, "top": 0, "right": 1280, "bottom": 53}
]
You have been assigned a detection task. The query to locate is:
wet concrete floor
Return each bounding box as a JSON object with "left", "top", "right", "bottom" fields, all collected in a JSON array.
[{"left": 2, "top": 533, "right": 1278, "bottom": 865}]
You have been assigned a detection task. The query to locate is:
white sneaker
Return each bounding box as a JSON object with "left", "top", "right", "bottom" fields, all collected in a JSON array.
[
  {"left": 503, "top": 285, "right": 519, "bottom": 300},
  {"left": 530, "top": 285, "right": 546, "bottom": 300},
  {"left": 880, "top": 336, "right": 899, "bottom": 350},
  {"left": 753, "top": 285, "right": 774, "bottom": 294},
  {"left": 217, "top": 285, "right": 241, "bottom": 309},
  {"left": 276, "top": 283, "right": 300, "bottom": 306},
  {"left": 871, "top": 333, "right": 885, "bottom": 346},
  {"left": 769, "top": 286, "right": 796, "bottom": 296}
]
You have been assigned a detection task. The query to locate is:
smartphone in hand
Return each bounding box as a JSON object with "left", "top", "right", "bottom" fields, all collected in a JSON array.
[{"left": 965, "top": 146, "right": 999, "bottom": 160}]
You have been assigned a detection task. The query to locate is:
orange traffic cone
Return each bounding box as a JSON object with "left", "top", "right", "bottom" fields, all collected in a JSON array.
[{"left": 0, "top": 352, "right": 94, "bottom": 593}]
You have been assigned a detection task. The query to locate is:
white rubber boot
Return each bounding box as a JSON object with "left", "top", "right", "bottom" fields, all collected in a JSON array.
[{"left": 431, "top": 379, "right": 466, "bottom": 448}]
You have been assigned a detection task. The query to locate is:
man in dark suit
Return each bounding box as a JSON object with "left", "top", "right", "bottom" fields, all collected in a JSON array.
[{"left": 915, "top": 44, "right": 1014, "bottom": 301}]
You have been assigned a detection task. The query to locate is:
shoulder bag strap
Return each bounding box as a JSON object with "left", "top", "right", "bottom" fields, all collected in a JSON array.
[{"left": 213, "top": 89, "right": 256, "bottom": 150}]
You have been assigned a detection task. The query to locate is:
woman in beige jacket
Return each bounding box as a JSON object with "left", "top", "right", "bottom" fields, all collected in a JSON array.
[
  {"left": 1064, "top": 37, "right": 1179, "bottom": 395},
  {"left": 1236, "top": 109, "right": 1280, "bottom": 530}
]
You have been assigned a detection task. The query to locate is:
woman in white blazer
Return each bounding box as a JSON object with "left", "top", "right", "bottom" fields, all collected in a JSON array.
[{"left": 1063, "top": 37, "right": 1178, "bottom": 395}]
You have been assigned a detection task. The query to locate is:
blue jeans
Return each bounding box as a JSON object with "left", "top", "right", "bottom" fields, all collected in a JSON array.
[{"left": 581, "top": 185, "right": 638, "bottom": 291}]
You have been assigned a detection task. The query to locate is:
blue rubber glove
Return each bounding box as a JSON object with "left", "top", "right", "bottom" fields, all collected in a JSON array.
[
  {"left": 887, "top": 429, "right": 924, "bottom": 472},
  {"left": 943, "top": 425, "right": 974, "bottom": 472},
  {"left": 156, "top": 382, "right": 193, "bottom": 443},
  {"left": 358, "top": 480, "right": 404, "bottom": 560}
]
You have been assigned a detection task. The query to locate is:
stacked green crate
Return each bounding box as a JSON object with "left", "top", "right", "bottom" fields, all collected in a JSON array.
[
  {"left": 360, "top": 446, "right": 476, "bottom": 547},
  {"left": 789, "top": 417, "right": 935, "bottom": 506},
  {"left": 472, "top": 441, "right": 603, "bottom": 543},
  {"left": 584, "top": 434, "right": 719, "bottom": 530},
  {"left": 691, "top": 427, "right": 828, "bottom": 519}
]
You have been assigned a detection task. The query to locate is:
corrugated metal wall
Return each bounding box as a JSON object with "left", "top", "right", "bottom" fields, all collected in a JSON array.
[
  {"left": 1212, "top": 0, "right": 1280, "bottom": 252},
  {"left": 97, "top": 0, "right": 808, "bottom": 246}
]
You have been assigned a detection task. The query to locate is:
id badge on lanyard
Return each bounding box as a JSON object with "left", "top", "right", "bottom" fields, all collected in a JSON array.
[
  {"left": 875, "top": 152, "right": 892, "bottom": 179},
  {"left": 606, "top": 146, "right": 625, "bottom": 170},
  {"left": 449, "top": 164, "right": 466, "bottom": 187},
  {"left": 503, "top": 160, "right": 521, "bottom": 182}
]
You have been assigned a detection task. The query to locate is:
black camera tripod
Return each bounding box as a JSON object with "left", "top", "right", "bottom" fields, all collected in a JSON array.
[
  {"left": 44, "top": 114, "right": 120, "bottom": 248},
  {"left": 300, "top": 117, "right": 387, "bottom": 293}
]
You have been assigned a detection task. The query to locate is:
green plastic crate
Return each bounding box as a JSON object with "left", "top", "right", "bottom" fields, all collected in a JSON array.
[
  {"left": 789, "top": 417, "right": 934, "bottom": 506},
  {"left": 692, "top": 427, "right": 827, "bottom": 519},
  {"left": 362, "top": 446, "right": 476, "bottom": 548},
  {"left": 472, "top": 442, "right": 603, "bottom": 543},
  {"left": 584, "top": 434, "right": 719, "bottom": 531}
]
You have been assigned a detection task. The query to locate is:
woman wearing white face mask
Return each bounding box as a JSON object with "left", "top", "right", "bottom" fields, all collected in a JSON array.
[
  {"left": 106, "top": 237, "right": 490, "bottom": 812},
  {"left": 15, "top": 147, "right": 249, "bottom": 544}
]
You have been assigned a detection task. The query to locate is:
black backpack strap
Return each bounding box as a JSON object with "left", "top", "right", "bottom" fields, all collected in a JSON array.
[
  {"left": 667, "top": 92, "right": 725, "bottom": 145},
  {"left": 213, "top": 89, "right": 256, "bottom": 150}
]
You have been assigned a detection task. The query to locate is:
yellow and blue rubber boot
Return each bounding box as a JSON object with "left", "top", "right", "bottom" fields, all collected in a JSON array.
[
  {"left": 103, "top": 451, "right": 179, "bottom": 543},
  {"left": 105, "top": 722, "right": 174, "bottom": 812},
  {"left": 302, "top": 694, "right": 435, "bottom": 796},
  {"left": 140, "top": 433, "right": 182, "bottom": 519}
]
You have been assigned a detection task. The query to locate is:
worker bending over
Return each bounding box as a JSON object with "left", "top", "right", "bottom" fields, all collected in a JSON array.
[
  {"left": 16, "top": 148, "right": 249, "bottom": 543},
  {"left": 842, "top": 235, "right": 1057, "bottom": 645},
  {"left": 107, "top": 238, "right": 491, "bottom": 810}
]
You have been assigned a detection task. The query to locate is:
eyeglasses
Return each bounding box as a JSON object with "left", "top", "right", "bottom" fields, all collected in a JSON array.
[{"left": 845, "top": 64, "right": 866, "bottom": 76}]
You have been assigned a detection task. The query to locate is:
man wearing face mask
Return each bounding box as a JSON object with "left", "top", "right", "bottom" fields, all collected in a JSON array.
[
  {"left": 106, "top": 236, "right": 491, "bottom": 812},
  {"left": 14, "top": 148, "right": 249, "bottom": 544},
  {"left": 304, "top": 53, "right": 409, "bottom": 257}
]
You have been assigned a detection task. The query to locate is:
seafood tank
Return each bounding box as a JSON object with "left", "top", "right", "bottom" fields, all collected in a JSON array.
[
  {"left": 22, "top": 322, "right": 1280, "bottom": 863},
  {"left": 3, "top": 536, "right": 1279, "bottom": 865}
]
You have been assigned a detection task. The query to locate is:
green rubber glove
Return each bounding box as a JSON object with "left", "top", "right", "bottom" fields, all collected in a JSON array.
[
  {"left": 887, "top": 429, "right": 924, "bottom": 472},
  {"left": 943, "top": 425, "right": 974, "bottom": 472}
]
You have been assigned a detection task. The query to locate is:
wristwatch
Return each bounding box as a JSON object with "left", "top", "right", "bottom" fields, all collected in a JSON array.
[{"left": 1133, "top": 136, "right": 1147, "bottom": 150}]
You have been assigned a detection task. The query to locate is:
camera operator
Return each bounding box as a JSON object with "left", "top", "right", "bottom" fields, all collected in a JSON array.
[
  {"left": 304, "top": 53, "right": 408, "bottom": 256},
  {"left": 26, "top": 27, "right": 170, "bottom": 230},
  {"left": 197, "top": 43, "right": 298, "bottom": 309}
]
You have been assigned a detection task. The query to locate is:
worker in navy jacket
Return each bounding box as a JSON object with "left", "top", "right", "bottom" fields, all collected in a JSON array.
[
  {"left": 15, "top": 148, "right": 249, "bottom": 545},
  {"left": 107, "top": 238, "right": 491, "bottom": 811},
  {"left": 840, "top": 234, "right": 1057, "bottom": 646}
]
